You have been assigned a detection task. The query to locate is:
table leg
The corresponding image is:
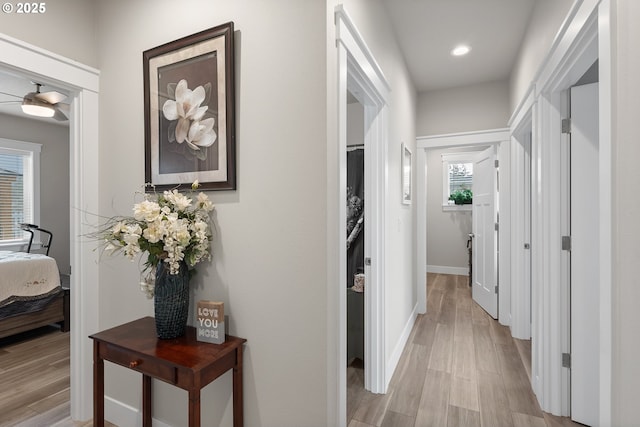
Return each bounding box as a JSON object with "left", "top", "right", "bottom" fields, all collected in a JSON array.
[
  {"left": 93, "top": 342, "right": 104, "bottom": 427},
  {"left": 188, "top": 389, "right": 201, "bottom": 427},
  {"left": 233, "top": 346, "right": 244, "bottom": 427},
  {"left": 143, "top": 374, "right": 152, "bottom": 427}
]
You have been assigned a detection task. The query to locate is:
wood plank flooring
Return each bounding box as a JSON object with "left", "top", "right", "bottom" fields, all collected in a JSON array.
[
  {"left": 347, "top": 273, "right": 583, "bottom": 427},
  {"left": 0, "top": 326, "right": 115, "bottom": 427}
]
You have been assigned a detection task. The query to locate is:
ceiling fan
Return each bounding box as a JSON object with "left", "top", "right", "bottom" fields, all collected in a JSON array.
[{"left": 0, "top": 82, "right": 69, "bottom": 121}]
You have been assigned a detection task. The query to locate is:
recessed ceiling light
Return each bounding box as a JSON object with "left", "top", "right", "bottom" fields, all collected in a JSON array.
[{"left": 451, "top": 45, "right": 471, "bottom": 57}]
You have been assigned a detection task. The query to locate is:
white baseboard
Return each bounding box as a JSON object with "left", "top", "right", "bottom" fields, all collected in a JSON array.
[
  {"left": 427, "top": 265, "right": 469, "bottom": 276},
  {"left": 105, "top": 396, "right": 172, "bottom": 427},
  {"left": 386, "top": 303, "right": 418, "bottom": 389}
]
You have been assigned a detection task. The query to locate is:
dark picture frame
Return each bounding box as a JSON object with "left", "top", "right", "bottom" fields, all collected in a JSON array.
[{"left": 144, "top": 22, "right": 236, "bottom": 191}]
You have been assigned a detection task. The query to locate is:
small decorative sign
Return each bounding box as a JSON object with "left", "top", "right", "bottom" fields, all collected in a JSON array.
[{"left": 196, "top": 300, "right": 225, "bottom": 344}]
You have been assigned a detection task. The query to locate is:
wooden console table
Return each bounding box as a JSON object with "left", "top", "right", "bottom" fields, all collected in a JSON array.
[{"left": 90, "top": 316, "right": 246, "bottom": 427}]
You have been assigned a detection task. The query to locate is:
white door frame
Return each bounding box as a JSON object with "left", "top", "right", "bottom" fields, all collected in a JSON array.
[
  {"left": 509, "top": 1, "right": 612, "bottom": 422},
  {"left": 416, "top": 128, "right": 510, "bottom": 325},
  {"left": 333, "top": 6, "right": 390, "bottom": 426},
  {"left": 0, "top": 33, "right": 100, "bottom": 421}
]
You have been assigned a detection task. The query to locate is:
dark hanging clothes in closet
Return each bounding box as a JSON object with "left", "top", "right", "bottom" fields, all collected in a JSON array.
[{"left": 347, "top": 148, "right": 364, "bottom": 287}]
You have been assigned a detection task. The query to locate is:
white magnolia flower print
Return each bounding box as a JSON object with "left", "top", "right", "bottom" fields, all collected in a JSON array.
[
  {"left": 186, "top": 117, "right": 217, "bottom": 151},
  {"left": 161, "top": 79, "right": 218, "bottom": 162},
  {"left": 162, "top": 79, "right": 208, "bottom": 143}
]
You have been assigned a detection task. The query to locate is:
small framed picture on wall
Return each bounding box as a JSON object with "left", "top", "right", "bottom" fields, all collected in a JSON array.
[{"left": 402, "top": 143, "right": 412, "bottom": 205}]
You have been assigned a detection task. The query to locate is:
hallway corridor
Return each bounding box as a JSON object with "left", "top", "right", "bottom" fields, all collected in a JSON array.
[{"left": 347, "top": 273, "right": 582, "bottom": 427}]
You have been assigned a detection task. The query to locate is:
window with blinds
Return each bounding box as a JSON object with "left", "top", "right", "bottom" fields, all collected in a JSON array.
[
  {"left": 448, "top": 162, "right": 473, "bottom": 193},
  {"left": 441, "top": 152, "right": 475, "bottom": 210},
  {"left": 0, "top": 139, "right": 39, "bottom": 244}
]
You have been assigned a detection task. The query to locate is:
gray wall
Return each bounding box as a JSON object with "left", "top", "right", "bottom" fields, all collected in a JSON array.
[
  {"left": 0, "top": 0, "right": 98, "bottom": 69},
  {"left": 416, "top": 80, "right": 510, "bottom": 136},
  {"left": 509, "top": 0, "right": 574, "bottom": 111},
  {"left": 0, "top": 113, "right": 70, "bottom": 275}
]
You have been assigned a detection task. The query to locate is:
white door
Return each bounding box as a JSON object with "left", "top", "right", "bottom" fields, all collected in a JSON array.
[
  {"left": 570, "top": 82, "right": 599, "bottom": 426},
  {"left": 472, "top": 146, "right": 498, "bottom": 318}
]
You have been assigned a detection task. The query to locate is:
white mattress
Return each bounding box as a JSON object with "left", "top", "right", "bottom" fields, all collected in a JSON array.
[{"left": 0, "top": 251, "right": 61, "bottom": 304}]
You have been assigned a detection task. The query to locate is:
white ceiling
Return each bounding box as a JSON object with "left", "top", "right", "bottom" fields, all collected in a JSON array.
[{"left": 382, "top": 0, "right": 536, "bottom": 92}]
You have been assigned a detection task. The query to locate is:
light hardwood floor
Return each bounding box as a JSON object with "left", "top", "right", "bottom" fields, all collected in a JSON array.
[
  {"left": 0, "top": 326, "right": 115, "bottom": 427},
  {"left": 347, "top": 273, "right": 583, "bottom": 427}
]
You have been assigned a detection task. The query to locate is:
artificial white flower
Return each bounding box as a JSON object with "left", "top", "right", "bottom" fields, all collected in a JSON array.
[
  {"left": 133, "top": 199, "right": 161, "bottom": 222},
  {"left": 142, "top": 219, "right": 165, "bottom": 244},
  {"left": 98, "top": 182, "right": 213, "bottom": 296},
  {"left": 197, "top": 192, "right": 215, "bottom": 212},
  {"left": 164, "top": 189, "right": 192, "bottom": 212},
  {"left": 112, "top": 221, "right": 126, "bottom": 236}
]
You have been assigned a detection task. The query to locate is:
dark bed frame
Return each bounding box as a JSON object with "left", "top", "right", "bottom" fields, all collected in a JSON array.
[{"left": 0, "top": 287, "right": 70, "bottom": 340}]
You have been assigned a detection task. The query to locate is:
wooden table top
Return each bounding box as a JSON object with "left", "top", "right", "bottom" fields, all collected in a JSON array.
[{"left": 90, "top": 316, "right": 246, "bottom": 371}]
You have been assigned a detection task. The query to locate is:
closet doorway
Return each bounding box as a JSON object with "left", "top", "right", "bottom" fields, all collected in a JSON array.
[{"left": 346, "top": 92, "right": 366, "bottom": 398}]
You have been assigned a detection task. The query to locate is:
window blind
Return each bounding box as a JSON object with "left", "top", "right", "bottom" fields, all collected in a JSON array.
[{"left": 0, "top": 149, "right": 32, "bottom": 242}]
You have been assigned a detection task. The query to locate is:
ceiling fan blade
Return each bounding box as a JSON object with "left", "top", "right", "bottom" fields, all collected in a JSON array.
[
  {"left": 36, "top": 90, "right": 66, "bottom": 105},
  {"left": 53, "top": 106, "right": 68, "bottom": 121},
  {"left": 0, "top": 100, "right": 21, "bottom": 104},
  {"left": 0, "top": 90, "right": 22, "bottom": 99}
]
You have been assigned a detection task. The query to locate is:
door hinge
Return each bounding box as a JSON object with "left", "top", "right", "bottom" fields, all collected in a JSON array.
[
  {"left": 562, "top": 118, "right": 572, "bottom": 134},
  {"left": 495, "top": 285, "right": 499, "bottom": 294},
  {"left": 365, "top": 257, "right": 371, "bottom": 266},
  {"left": 494, "top": 159, "right": 499, "bottom": 168},
  {"left": 562, "top": 235, "right": 572, "bottom": 251},
  {"left": 495, "top": 223, "right": 499, "bottom": 232},
  {"left": 562, "top": 352, "right": 571, "bottom": 368}
]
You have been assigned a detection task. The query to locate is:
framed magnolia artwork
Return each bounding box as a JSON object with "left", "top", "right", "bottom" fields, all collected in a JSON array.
[{"left": 143, "top": 22, "right": 236, "bottom": 191}]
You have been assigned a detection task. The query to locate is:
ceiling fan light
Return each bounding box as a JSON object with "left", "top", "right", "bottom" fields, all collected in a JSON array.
[{"left": 21, "top": 98, "right": 55, "bottom": 117}]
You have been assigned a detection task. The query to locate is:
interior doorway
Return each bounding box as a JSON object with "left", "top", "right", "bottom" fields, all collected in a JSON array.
[
  {"left": 334, "top": 7, "right": 391, "bottom": 425},
  {"left": 346, "top": 92, "right": 366, "bottom": 402},
  {"left": 416, "top": 129, "right": 510, "bottom": 322},
  {"left": 0, "top": 34, "right": 100, "bottom": 421}
]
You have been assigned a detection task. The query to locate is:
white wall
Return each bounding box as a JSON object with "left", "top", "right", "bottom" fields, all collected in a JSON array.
[
  {"left": 334, "top": 0, "right": 418, "bottom": 377},
  {"left": 612, "top": 1, "right": 640, "bottom": 424},
  {"left": 416, "top": 80, "right": 510, "bottom": 136},
  {"left": 0, "top": 0, "right": 97, "bottom": 68},
  {"left": 94, "top": 1, "right": 328, "bottom": 426},
  {"left": 509, "top": 0, "right": 574, "bottom": 111},
  {"left": 0, "top": 113, "right": 70, "bottom": 274}
]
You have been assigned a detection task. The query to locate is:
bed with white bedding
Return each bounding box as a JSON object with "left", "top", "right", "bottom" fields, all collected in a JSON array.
[{"left": 0, "top": 250, "right": 69, "bottom": 339}]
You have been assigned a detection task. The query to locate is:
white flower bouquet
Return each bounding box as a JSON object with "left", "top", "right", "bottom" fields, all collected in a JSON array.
[{"left": 99, "top": 182, "right": 214, "bottom": 298}]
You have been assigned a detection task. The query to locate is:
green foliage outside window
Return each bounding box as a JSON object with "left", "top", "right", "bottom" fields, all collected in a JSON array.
[{"left": 449, "top": 188, "right": 473, "bottom": 205}]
